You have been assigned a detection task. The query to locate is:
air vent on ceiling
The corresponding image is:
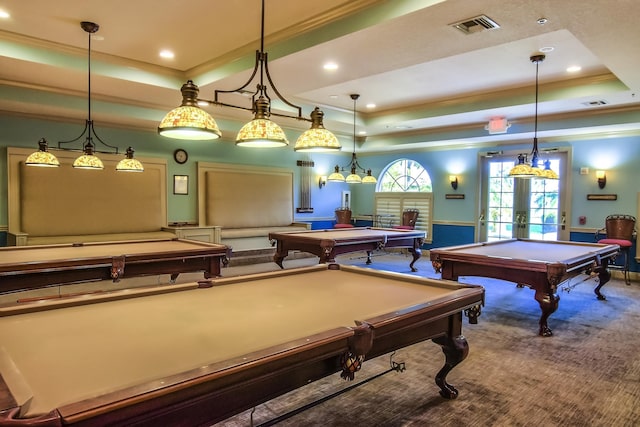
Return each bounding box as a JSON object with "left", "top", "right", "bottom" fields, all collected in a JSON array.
[
  {"left": 582, "top": 100, "right": 608, "bottom": 106},
  {"left": 451, "top": 15, "right": 500, "bottom": 34}
]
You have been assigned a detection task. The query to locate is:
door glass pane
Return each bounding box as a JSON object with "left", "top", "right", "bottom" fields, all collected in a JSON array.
[
  {"left": 528, "top": 159, "right": 560, "bottom": 240},
  {"left": 487, "top": 161, "right": 515, "bottom": 241},
  {"left": 482, "top": 155, "right": 566, "bottom": 242}
]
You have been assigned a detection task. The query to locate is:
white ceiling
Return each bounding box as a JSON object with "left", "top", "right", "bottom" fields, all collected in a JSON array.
[{"left": 0, "top": 0, "right": 639, "bottom": 153}]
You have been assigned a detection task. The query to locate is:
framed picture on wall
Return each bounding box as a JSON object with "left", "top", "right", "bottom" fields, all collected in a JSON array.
[{"left": 173, "top": 175, "right": 189, "bottom": 195}]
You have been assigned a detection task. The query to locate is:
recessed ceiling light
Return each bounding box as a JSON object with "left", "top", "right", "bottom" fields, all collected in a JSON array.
[
  {"left": 358, "top": 131, "right": 367, "bottom": 135},
  {"left": 0, "top": 9, "right": 10, "bottom": 19},
  {"left": 159, "top": 50, "right": 175, "bottom": 59},
  {"left": 539, "top": 46, "right": 554, "bottom": 53},
  {"left": 329, "top": 94, "right": 338, "bottom": 99},
  {"left": 566, "top": 65, "right": 582, "bottom": 73},
  {"left": 323, "top": 62, "right": 338, "bottom": 71},
  {"left": 366, "top": 103, "right": 376, "bottom": 109}
]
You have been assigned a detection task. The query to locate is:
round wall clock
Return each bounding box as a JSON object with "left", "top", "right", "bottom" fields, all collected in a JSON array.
[{"left": 173, "top": 149, "right": 188, "bottom": 164}]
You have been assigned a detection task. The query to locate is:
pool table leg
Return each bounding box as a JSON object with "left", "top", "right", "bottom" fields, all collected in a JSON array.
[
  {"left": 432, "top": 333, "right": 469, "bottom": 399},
  {"left": 111, "top": 255, "right": 125, "bottom": 282},
  {"left": 273, "top": 252, "right": 285, "bottom": 269},
  {"left": 534, "top": 288, "right": 559, "bottom": 337},
  {"left": 408, "top": 247, "right": 422, "bottom": 272},
  {"left": 272, "top": 240, "right": 290, "bottom": 269},
  {"left": 592, "top": 259, "right": 612, "bottom": 301}
]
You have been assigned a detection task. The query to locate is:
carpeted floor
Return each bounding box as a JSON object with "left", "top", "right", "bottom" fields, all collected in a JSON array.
[
  {"left": 212, "top": 251, "right": 640, "bottom": 427},
  {"left": 2, "top": 250, "right": 637, "bottom": 426}
]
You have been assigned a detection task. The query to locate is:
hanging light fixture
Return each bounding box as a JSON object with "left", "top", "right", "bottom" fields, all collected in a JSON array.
[
  {"left": 293, "top": 107, "right": 341, "bottom": 152},
  {"left": 115, "top": 147, "right": 144, "bottom": 172},
  {"left": 327, "top": 94, "right": 376, "bottom": 184},
  {"left": 157, "top": 80, "right": 222, "bottom": 140},
  {"left": 25, "top": 138, "right": 60, "bottom": 167},
  {"left": 539, "top": 158, "right": 559, "bottom": 179},
  {"left": 159, "top": 0, "right": 340, "bottom": 151},
  {"left": 508, "top": 53, "right": 557, "bottom": 180},
  {"left": 39, "top": 21, "right": 143, "bottom": 171}
]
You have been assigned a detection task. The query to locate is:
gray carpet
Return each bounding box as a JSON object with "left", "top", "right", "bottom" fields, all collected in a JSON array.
[{"left": 214, "top": 251, "right": 640, "bottom": 427}]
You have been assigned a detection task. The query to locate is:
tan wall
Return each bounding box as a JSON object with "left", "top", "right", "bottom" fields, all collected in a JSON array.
[
  {"left": 198, "top": 162, "right": 294, "bottom": 229},
  {"left": 7, "top": 147, "right": 169, "bottom": 243}
]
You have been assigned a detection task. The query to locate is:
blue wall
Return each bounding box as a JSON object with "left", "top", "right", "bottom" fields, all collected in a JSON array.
[
  {"left": 426, "top": 224, "right": 476, "bottom": 250},
  {"left": 572, "top": 230, "right": 638, "bottom": 273},
  {"left": 1, "top": 114, "right": 638, "bottom": 273}
]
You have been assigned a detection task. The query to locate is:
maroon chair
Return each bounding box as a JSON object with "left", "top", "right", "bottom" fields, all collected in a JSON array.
[
  {"left": 334, "top": 208, "right": 355, "bottom": 228},
  {"left": 596, "top": 214, "right": 636, "bottom": 285},
  {"left": 393, "top": 209, "right": 419, "bottom": 230}
]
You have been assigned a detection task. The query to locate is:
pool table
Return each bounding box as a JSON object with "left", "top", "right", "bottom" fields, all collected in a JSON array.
[
  {"left": 429, "top": 238, "right": 619, "bottom": 336},
  {"left": 0, "top": 264, "right": 483, "bottom": 426},
  {"left": 269, "top": 227, "right": 426, "bottom": 271},
  {"left": 0, "top": 238, "right": 231, "bottom": 294}
]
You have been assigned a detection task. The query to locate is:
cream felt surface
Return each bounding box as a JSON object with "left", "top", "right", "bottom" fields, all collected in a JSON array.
[
  {"left": 272, "top": 228, "right": 425, "bottom": 241},
  {"left": 446, "top": 240, "right": 615, "bottom": 262},
  {"left": 0, "top": 268, "right": 459, "bottom": 417},
  {"left": 0, "top": 239, "right": 223, "bottom": 265},
  {"left": 24, "top": 231, "right": 177, "bottom": 246}
]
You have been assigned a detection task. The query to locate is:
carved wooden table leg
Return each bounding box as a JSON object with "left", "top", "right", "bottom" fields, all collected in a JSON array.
[
  {"left": 432, "top": 334, "right": 469, "bottom": 399},
  {"left": 534, "top": 288, "right": 559, "bottom": 337}
]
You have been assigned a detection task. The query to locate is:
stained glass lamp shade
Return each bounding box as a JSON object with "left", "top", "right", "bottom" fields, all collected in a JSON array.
[
  {"left": 73, "top": 143, "right": 104, "bottom": 170},
  {"left": 115, "top": 147, "right": 144, "bottom": 172},
  {"left": 25, "top": 138, "right": 60, "bottom": 167},
  {"left": 294, "top": 107, "right": 341, "bottom": 152},
  {"left": 158, "top": 80, "right": 222, "bottom": 141},
  {"left": 236, "top": 96, "right": 288, "bottom": 147}
]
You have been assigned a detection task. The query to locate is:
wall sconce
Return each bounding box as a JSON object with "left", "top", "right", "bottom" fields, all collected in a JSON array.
[
  {"left": 596, "top": 170, "right": 606, "bottom": 189},
  {"left": 449, "top": 175, "right": 459, "bottom": 190},
  {"left": 319, "top": 175, "right": 327, "bottom": 189}
]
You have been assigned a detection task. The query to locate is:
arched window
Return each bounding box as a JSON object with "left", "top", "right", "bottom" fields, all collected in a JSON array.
[
  {"left": 374, "top": 159, "right": 433, "bottom": 241},
  {"left": 377, "top": 159, "right": 432, "bottom": 192}
]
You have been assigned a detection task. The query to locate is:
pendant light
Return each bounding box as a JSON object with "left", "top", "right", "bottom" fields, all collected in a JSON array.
[
  {"left": 51, "top": 21, "right": 144, "bottom": 171},
  {"left": 159, "top": 0, "right": 340, "bottom": 151},
  {"left": 327, "top": 94, "right": 376, "bottom": 184},
  {"left": 115, "top": 147, "right": 144, "bottom": 172},
  {"left": 158, "top": 80, "right": 222, "bottom": 140},
  {"left": 25, "top": 138, "right": 60, "bottom": 167},
  {"left": 508, "top": 53, "right": 557, "bottom": 180},
  {"left": 293, "top": 107, "right": 341, "bottom": 152}
]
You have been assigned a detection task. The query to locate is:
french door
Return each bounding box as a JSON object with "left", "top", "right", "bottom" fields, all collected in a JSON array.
[{"left": 478, "top": 152, "right": 568, "bottom": 242}]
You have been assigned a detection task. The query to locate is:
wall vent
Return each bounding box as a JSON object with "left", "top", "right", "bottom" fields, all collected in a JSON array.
[
  {"left": 451, "top": 15, "right": 500, "bottom": 34},
  {"left": 582, "top": 100, "right": 608, "bottom": 106}
]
